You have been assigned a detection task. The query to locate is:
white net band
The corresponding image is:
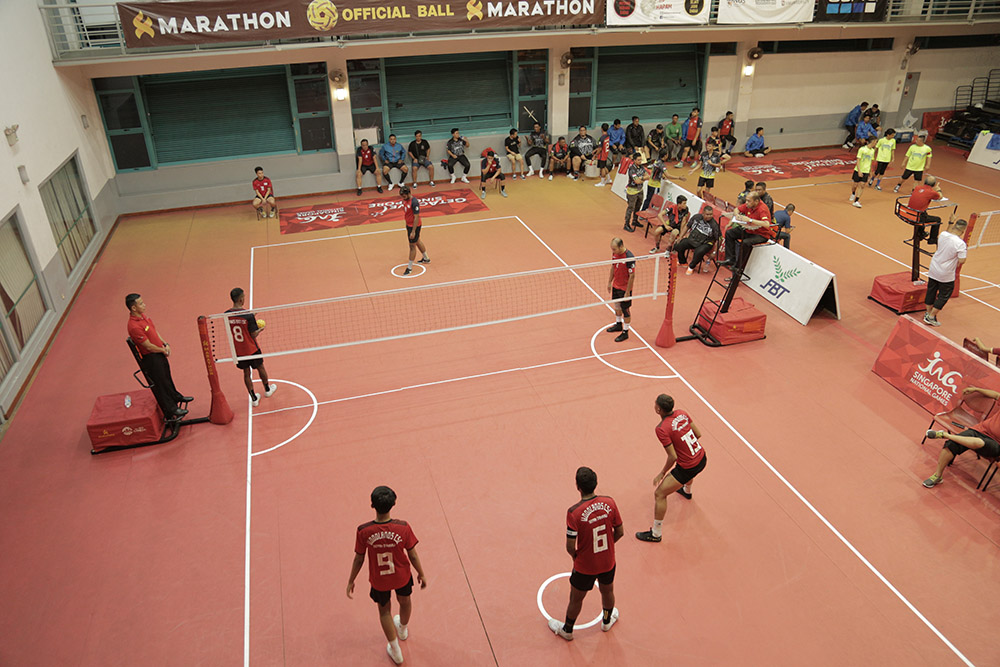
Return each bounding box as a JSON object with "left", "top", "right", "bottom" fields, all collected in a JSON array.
[
  {"left": 205, "top": 253, "right": 673, "bottom": 364},
  {"left": 967, "top": 210, "right": 1000, "bottom": 249}
]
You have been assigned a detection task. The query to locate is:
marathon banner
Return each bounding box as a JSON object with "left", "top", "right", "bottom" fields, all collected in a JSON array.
[
  {"left": 717, "top": 0, "right": 814, "bottom": 25},
  {"left": 730, "top": 153, "right": 857, "bottom": 181},
  {"left": 117, "top": 0, "right": 602, "bottom": 48},
  {"left": 873, "top": 316, "right": 1000, "bottom": 414},
  {"left": 815, "top": 0, "right": 887, "bottom": 22},
  {"left": 278, "top": 188, "right": 488, "bottom": 234},
  {"left": 606, "top": 0, "right": 709, "bottom": 25}
]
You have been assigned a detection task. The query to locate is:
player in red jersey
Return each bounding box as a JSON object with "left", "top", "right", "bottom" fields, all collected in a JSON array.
[
  {"left": 251, "top": 167, "right": 276, "bottom": 218},
  {"left": 549, "top": 466, "right": 623, "bottom": 641},
  {"left": 347, "top": 486, "right": 428, "bottom": 665},
  {"left": 399, "top": 186, "right": 430, "bottom": 276},
  {"left": 605, "top": 237, "right": 636, "bottom": 343},
  {"left": 637, "top": 394, "right": 707, "bottom": 543},
  {"left": 225, "top": 288, "right": 276, "bottom": 407}
]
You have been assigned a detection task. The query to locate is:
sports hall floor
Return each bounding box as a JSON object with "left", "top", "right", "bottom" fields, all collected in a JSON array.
[{"left": 1, "top": 146, "right": 998, "bottom": 666}]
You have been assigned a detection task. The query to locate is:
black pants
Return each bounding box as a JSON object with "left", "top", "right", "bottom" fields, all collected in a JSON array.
[
  {"left": 641, "top": 186, "right": 660, "bottom": 211},
  {"left": 524, "top": 147, "right": 547, "bottom": 169},
  {"left": 844, "top": 126, "right": 856, "bottom": 145},
  {"left": 447, "top": 155, "right": 470, "bottom": 175},
  {"left": 925, "top": 278, "right": 955, "bottom": 309},
  {"left": 919, "top": 212, "right": 941, "bottom": 244},
  {"left": 719, "top": 135, "right": 737, "bottom": 153},
  {"left": 140, "top": 352, "right": 185, "bottom": 416},
  {"left": 676, "top": 238, "right": 714, "bottom": 268},
  {"left": 724, "top": 227, "right": 769, "bottom": 265},
  {"left": 776, "top": 230, "right": 791, "bottom": 249}
]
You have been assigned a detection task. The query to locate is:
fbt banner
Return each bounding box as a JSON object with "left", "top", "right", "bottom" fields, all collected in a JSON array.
[
  {"left": 606, "top": 0, "right": 710, "bottom": 25},
  {"left": 873, "top": 316, "right": 1000, "bottom": 414},
  {"left": 743, "top": 243, "right": 840, "bottom": 325},
  {"left": 717, "top": 0, "right": 814, "bottom": 24}
]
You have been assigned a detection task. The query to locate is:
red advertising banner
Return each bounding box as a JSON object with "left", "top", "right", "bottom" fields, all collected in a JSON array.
[
  {"left": 872, "top": 316, "right": 1000, "bottom": 414},
  {"left": 117, "top": 0, "right": 601, "bottom": 48},
  {"left": 922, "top": 110, "right": 955, "bottom": 141},
  {"left": 278, "top": 188, "right": 488, "bottom": 234},
  {"left": 730, "top": 153, "right": 857, "bottom": 181}
]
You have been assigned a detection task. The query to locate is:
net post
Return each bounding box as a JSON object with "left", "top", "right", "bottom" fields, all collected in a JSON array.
[
  {"left": 198, "top": 315, "right": 233, "bottom": 425},
  {"left": 653, "top": 252, "right": 661, "bottom": 300},
  {"left": 654, "top": 252, "right": 678, "bottom": 348},
  {"left": 964, "top": 211, "right": 978, "bottom": 246}
]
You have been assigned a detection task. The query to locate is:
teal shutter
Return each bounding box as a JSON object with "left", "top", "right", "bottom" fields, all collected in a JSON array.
[
  {"left": 595, "top": 49, "right": 701, "bottom": 126},
  {"left": 384, "top": 54, "right": 512, "bottom": 136},
  {"left": 143, "top": 68, "right": 295, "bottom": 164}
]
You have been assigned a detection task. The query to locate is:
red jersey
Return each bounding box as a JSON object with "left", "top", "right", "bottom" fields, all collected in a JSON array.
[
  {"left": 720, "top": 118, "right": 733, "bottom": 137},
  {"left": 686, "top": 118, "right": 701, "bottom": 141},
  {"left": 908, "top": 185, "right": 941, "bottom": 212},
  {"left": 973, "top": 403, "right": 1000, "bottom": 442},
  {"left": 355, "top": 519, "right": 418, "bottom": 591},
  {"left": 403, "top": 197, "right": 421, "bottom": 228},
  {"left": 655, "top": 409, "right": 705, "bottom": 468},
  {"left": 482, "top": 159, "right": 501, "bottom": 177},
  {"left": 127, "top": 314, "right": 164, "bottom": 359},
  {"left": 597, "top": 135, "right": 610, "bottom": 161},
  {"left": 252, "top": 177, "right": 272, "bottom": 198},
  {"left": 225, "top": 308, "right": 261, "bottom": 358},
  {"left": 737, "top": 202, "right": 776, "bottom": 239},
  {"left": 357, "top": 146, "right": 375, "bottom": 167},
  {"left": 611, "top": 250, "right": 636, "bottom": 290},
  {"left": 566, "top": 495, "right": 622, "bottom": 575}
]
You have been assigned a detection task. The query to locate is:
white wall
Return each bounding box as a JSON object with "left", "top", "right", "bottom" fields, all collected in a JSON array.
[{"left": 909, "top": 46, "right": 1000, "bottom": 111}]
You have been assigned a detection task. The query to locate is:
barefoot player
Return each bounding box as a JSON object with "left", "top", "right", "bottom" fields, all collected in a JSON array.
[
  {"left": 548, "top": 466, "right": 623, "bottom": 640},
  {"left": 636, "top": 394, "right": 707, "bottom": 543},
  {"left": 225, "top": 287, "right": 276, "bottom": 407},
  {"left": 347, "top": 486, "right": 428, "bottom": 665}
]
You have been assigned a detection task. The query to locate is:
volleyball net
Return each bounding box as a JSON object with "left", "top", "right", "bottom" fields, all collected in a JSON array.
[
  {"left": 965, "top": 210, "right": 1000, "bottom": 249},
  {"left": 202, "top": 253, "right": 678, "bottom": 365}
]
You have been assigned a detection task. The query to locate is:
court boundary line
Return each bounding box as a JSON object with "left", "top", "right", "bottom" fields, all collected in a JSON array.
[{"left": 511, "top": 215, "right": 976, "bottom": 667}]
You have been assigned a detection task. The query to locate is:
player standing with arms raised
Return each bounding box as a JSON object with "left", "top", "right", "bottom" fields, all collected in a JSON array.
[
  {"left": 606, "top": 237, "right": 635, "bottom": 343},
  {"left": 226, "top": 287, "right": 276, "bottom": 407},
  {"left": 636, "top": 394, "right": 707, "bottom": 543},
  {"left": 399, "top": 187, "right": 429, "bottom": 276},
  {"left": 549, "top": 466, "right": 623, "bottom": 641},
  {"left": 347, "top": 486, "right": 428, "bottom": 665}
]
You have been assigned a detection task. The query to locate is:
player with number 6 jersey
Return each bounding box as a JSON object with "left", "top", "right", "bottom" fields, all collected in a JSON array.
[
  {"left": 549, "top": 467, "right": 623, "bottom": 641},
  {"left": 636, "top": 394, "right": 708, "bottom": 543}
]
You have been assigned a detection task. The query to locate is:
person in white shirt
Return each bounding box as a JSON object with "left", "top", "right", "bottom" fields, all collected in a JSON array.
[{"left": 923, "top": 216, "right": 967, "bottom": 327}]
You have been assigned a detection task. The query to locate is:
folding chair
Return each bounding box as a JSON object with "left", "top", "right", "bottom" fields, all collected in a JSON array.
[
  {"left": 638, "top": 194, "right": 665, "bottom": 238},
  {"left": 921, "top": 391, "right": 997, "bottom": 445}
]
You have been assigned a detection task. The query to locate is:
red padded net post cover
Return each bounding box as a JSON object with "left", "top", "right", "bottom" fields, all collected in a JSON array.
[{"left": 198, "top": 315, "right": 233, "bottom": 425}]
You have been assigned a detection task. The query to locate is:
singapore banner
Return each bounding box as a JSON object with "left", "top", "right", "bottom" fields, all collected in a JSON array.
[{"left": 117, "top": 0, "right": 603, "bottom": 48}]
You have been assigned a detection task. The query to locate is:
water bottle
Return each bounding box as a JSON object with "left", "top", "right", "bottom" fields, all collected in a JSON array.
[{"left": 124, "top": 394, "right": 132, "bottom": 408}]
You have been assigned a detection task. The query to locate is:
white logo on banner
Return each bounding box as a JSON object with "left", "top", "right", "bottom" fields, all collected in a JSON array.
[{"left": 910, "top": 352, "right": 962, "bottom": 406}]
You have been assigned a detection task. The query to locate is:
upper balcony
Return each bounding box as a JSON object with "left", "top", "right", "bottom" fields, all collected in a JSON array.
[{"left": 41, "top": 0, "right": 1000, "bottom": 63}]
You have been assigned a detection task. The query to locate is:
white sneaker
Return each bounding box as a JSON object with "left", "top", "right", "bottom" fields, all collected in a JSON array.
[
  {"left": 601, "top": 608, "right": 619, "bottom": 632},
  {"left": 429, "top": 181, "right": 435, "bottom": 186},
  {"left": 539, "top": 169, "right": 545, "bottom": 178},
  {"left": 386, "top": 642, "right": 403, "bottom": 664},
  {"left": 251, "top": 394, "right": 260, "bottom": 407},
  {"left": 268, "top": 210, "right": 275, "bottom": 218},
  {"left": 393, "top": 615, "right": 408, "bottom": 641},
  {"left": 501, "top": 190, "right": 507, "bottom": 197},
  {"left": 450, "top": 174, "right": 457, "bottom": 184},
  {"left": 410, "top": 183, "right": 417, "bottom": 189},
  {"left": 852, "top": 200, "right": 863, "bottom": 208},
  {"left": 548, "top": 174, "right": 553, "bottom": 181},
  {"left": 848, "top": 195, "right": 855, "bottom": 202},
  {"left": 264, "top": 384, "right": 277, "bottom": 398},
  {"left": 594, "top": 181, "right": 606, "bottom": 187},
  {"left": 686, "top": 267, "right": 694, "bottom": 275},
  {"left": 527, "top": 168, "right": 534, "bottom": 177},
  {"left": 461, "top": 176, "right": 469, "bottom": 183},
  {"left": 548, "top": 618, "right": 573, "bottom": 641},
  {"left": 675, "top": 161, "right": 684, "bottom": 168}
]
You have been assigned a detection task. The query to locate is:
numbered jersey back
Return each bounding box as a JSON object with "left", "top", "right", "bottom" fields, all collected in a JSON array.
[
  {"left": 355, "top": 519, "right": 418, "bottom": 591},
  {"left": 566, "top": 495, "right": 622, "bottom": 576},
  {"left": 225, "top": 309, "right": 259, "bottom": 358}
]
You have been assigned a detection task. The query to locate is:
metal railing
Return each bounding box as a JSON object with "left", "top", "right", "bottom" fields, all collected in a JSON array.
[{"left": 41, "top": 1, "right": 1000, "bottom": 62}]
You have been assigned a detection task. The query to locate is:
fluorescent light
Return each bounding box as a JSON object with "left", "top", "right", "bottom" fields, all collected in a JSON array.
[
  {"left": 334, "top": 87, "right": 347, "bottom": 101},
  {"left": 743, "top": 64, "right": 755, "bottom": 76}
]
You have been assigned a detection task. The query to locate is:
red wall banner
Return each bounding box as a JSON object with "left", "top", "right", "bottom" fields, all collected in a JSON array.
[
  {"left": 731, "top": 154, "right": 857, "bottom": 181},
  {"left": 921, "top": 110, "right": 955, "bottom": 141},
  {"left": 872, "top": 316, "right": 1000, "bottom": 414},
  {"left": 278, "top": 188, "right": 488, "bottom": 234}
]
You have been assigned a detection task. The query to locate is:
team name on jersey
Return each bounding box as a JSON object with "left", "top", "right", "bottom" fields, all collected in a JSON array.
[
  {"left": 671, "top": 413, "right": 691, "bottom": 431},
  {"left": 580, "top": 502, "right": 613, "bottom": 523},
  {"left": 367, "top": 531, "right": 404, "bottom": 546}
]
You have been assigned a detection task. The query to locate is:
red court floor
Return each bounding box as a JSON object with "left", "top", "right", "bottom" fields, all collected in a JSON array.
[{"left": 1, "top": 147, "right": 998, "bottom": 666}]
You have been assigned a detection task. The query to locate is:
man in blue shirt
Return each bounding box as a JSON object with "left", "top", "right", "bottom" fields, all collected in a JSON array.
[
  {"left": 843, "top": 101, "right": 868, "bottom": 149},
  {"left": 379, "top": 134, "right": 408, "bottom": 191},
  {"left": 854, "top": 114, "right": 876, "bottom": 147},
  {"left": 608, "top": 119, "right": 626, "bottom": 168},
  {"left": 743, "top": 127, "right": 770, "bottom": 158},
  {"left": 773, "top": 203, "right": 795, "bottom": 249}
]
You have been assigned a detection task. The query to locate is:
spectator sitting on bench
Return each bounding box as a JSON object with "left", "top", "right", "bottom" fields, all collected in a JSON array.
[
  {"left": 252, "top": 166, "right": 276, "bottom": 218},
  {"left": 355, "top": 139, "right": 383, "bottom": 195},
  {"left": 923, "top": 386, "right": 1000, "bottom": 488},
  {"left": 379, "top": 134, "right": 408, "bottom": 192},
  {"left": 547, "top": 137, "right": 571, "bottom": 180}
]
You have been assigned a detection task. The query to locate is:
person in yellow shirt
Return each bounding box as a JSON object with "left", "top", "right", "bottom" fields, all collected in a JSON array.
[
  {"left": 849, "top": 136, "right": 877, "bottom": 208},
  {"left": 894, "top": 131, "right": 932, "bottom": 193},
  {"left": 870, "top": 128, "right": 896, "bottom": 190}
]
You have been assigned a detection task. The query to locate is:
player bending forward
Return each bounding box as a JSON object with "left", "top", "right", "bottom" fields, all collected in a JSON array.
[
  {"left": 549, "top": 466, "right": 623, "bottom": 640},
  {"left": 637, "top": 394, "right": 707, "bottom": 543},
  {"left": 347, "top": 486, "right": 428, "bottom": 665}
]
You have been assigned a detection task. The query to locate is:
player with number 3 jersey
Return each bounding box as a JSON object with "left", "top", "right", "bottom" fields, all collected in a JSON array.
[
  {"left": 549, "top": 467, "right": 623, "bottom": 641},
  {"left": 636, "top": 394, "right": 708, "bottom": 543}
]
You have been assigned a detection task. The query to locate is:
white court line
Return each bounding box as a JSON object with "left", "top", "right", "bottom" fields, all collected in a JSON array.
[
  {"left": 250, "top": 380, "right": 319, "bottom": 457},
  {"left": 243, "top": 396, "right": 252, "bottom": 667},
  {"left": 512, "top": 215, "right": 976, "bottom": 667},
  {"left": 937, "top": 176, "right": 1000, "bottom": 201}
]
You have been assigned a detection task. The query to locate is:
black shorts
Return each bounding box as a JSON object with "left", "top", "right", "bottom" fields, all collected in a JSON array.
[
  {"left": 569, "top": 565, "right": 616, "bottom": 591},
  {"left": 236, "top": 355, "right": 264, "bottom": 371},
  {"left": 697, "top": 176, "right": 715, "bottom": 188},
  {"left": 669, "top": 454, "right": 707, "bottom": 485},
  {"left": 946, "top": 429, "right": 1000, "bottom": 459},
  {"left": 852, "top": 171, "right": 870, "bottom": 183},
  {"left": 874, "top": 161, "right": 889, "bottom": 176},
  {"left": 683, "top": 139, "right": 697, "bottom": 148},
  {"left": 610, "top": 146, "right": 624, "bottom": 155},
  {"left": 481, "top": 171, "right": 505, "bottom": 183},
  {"left": 611, "top": 287, "right": 631, "bottom": 311},
  {"left": 597, "top": 159, "right": 608, "bottom": 169},
  {"left": 925, "top": 277, "right": 954, "bottom": 309},
  {"left": 901, "top": 169, "right": 923, "bottom": 181},
  {"left": 359, "top": 163, "right": 376, "bottom": 175},
  {"left": 370, "top": 576, "right": 414, "bottom": 606},
  {"left": 384, "top": 161, "right": 406, "bottom": 170},
  {"left": 407, "top": 225, "right": 421, "bottom": 244}
]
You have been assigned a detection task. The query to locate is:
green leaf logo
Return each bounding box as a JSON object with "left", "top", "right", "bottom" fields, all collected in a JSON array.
[{"left": 773, "top": 257, "right": 801, "bottom": 283}]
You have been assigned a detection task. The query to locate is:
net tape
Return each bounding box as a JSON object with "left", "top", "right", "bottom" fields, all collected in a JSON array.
[{"left": 967, "top": 210, "right": 1000, "bottom": 249}]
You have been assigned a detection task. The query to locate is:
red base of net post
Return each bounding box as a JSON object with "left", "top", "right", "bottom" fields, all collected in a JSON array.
[
  {"left": 198, "top": 316, "right": 233, "bottom": 425},
  {"left": 655, "top": 251, "right": 678, "bottom": 348}
]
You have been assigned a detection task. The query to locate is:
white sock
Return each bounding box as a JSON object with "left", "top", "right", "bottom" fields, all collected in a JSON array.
[
  {"left": 623, "top": 323, "right": 630, "bottom": 331},
  {"left": 616, "top": 316, "right": 623, "bottom": 323},
  {"left": 399, "top": 620, "right": 408, "bottom": 633},
  {"left": 651, "top": 520, "right": 663, "bottom": 538},
  {"left": 422, "top": 252, "right": 428, "bottom": 260},
  {"left": 683, "top": 484, "right": 691, "bottom": 493},
  {"left": 407, "top": 259, "right": 413, "bottom": 270},
  {"left": 389, "top": 638, "right": 400, "bottom": 653}
]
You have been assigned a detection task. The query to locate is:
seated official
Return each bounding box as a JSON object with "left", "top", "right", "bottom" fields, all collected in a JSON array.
[
  {"left": 407, "top": 130, "right": 435, "bottom": 187},
  {"left": 675, "top": 204, "right": 722, "bottom": 275},
  {"left": 548, "top": 137, "right": 571, "bottom": 179},
  {"left": 755, "top": 182, "right": 775, "bottom": 218},
  {"left": 737, "top": 179, "right": 754, "bottom": 205},
  {"left": 923, "top": 387, "right": 1000, "bottom": 488},
  {"left": 355, "top": 139, "right": 383, "bottom": 195},
  {"left": 744, "top": 127, "right": 771, "bottom": 158},
  {"left": 907, "top": 175, "right": 945, "bottom": 245},
  {"left": 251, "top": 166, "right": 276, "bottom": 218},
  {"left": 379, "top": 134, "right": 408, "bottom": 191},
  {"left": 569, "top": 126, "right": 596, "bottom": 180},
  {"left": 649, "top": 195, "right": 690, "bottom": 253},
  {"left": 773, "top": 203, "right": 795, "bottom": 249},
  {"left": 719, "top": 192, "right": 775, "bottom": 268}
]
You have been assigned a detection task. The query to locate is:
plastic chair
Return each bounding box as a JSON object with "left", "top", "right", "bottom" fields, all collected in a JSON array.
[
  {"left": 963, "top": 338, "right": 989, "bottom": 361},
  {"left": 637, "top": 194, "right": 665, "bottom": 237},
  {"left": 921, "top": 391, "right": 997, "bottom": 444}
]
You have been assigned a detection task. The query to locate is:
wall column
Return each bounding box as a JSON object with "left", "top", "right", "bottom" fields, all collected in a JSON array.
[
  {"left": 548, "top": 47, "right": 569, "bottom": 138},
  {"left": 326, "top": 52, "right": 357, "bottom": 172}
]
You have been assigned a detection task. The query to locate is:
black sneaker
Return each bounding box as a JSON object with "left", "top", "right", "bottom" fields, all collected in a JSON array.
[
  {"left": 676, "top": 487, "right": 692, "bottom": 500},
  {"left": 718, "top": 259, "right": 733, "bottom": 267},
  {"left": 179, "top": 396, "right": 194, "bottom": 403},
  {"left": 614, "top": 331, "right": 629, "bottom": 343},
  {"left": 606, "top": 323, "right": 623, "bottom": 333},
  {"left": 417, "top": 258, "right": 431, "bottom": 264},
  {"left": 403, "top": 267, "right": 412, "bottom": 276},
  {"left": 356, "top": 188, "right": 362, "bottom": 196},
  {"left": 376, "top": 186, "right": 383, "bottom": 193},
  {"left": 623, "top": 224, "right": 635, "bottom": 233},
  {"left": 635, "top": 530, "right": 661, "bottom": 543}
]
